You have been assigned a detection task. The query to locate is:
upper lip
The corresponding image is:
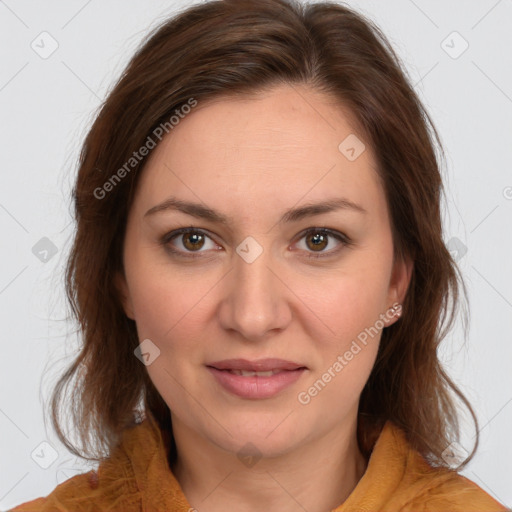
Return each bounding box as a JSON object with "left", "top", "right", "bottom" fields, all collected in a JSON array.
[{"left": 207, "top": 358, "right": 306, "bottom": 371}]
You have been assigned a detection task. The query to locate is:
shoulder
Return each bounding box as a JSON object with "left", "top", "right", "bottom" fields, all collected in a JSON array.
[
  {"left": 397, "top": 466, "right": 508, "bottom": 511},
  {"left": 388, "top": 424, "right": 507, "bottom": 511},
  {"left": 8, "top": 418, "right": 161, "bottom": 512},
  {"left": 9, "top": 471, "right": 105, "bottom": 512},
  {"left": 343, "top": 421, "right": 508, "bottom": 511},
  {"left": 9, "top": 467, "right": 142, "bottom": 511},
  {"left": 9, "top": 441, "right": 141, "bottom": 511}
]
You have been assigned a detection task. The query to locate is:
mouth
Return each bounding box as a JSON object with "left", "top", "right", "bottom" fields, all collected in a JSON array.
[
  {"left": 206, "top": 358, "right": 307, "bottom": 373},
  {"left": 205, "top": 358, "right": 308, "bottom": 399},
  {"left": 219, "top": 369, "right": 289, "bottom": 377}
]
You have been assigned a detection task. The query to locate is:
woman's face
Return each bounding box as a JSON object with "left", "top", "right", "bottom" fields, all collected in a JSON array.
[{"left": 117, "top": 83, "right": 411, "bottom": 458}]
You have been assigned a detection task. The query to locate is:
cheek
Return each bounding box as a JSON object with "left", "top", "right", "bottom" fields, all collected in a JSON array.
[
  {"left": 127, "top": 256, "right": 391, "bottom": 349},
  {"left": 123, "top": 222, "right": 206, "bottom": 334},
  {"left": 125, "top": 259, "right": 224, "bottom": 381},
  {"left": 126, "top": 265, "right": 213, "bottom": 414},
  {"left": 129, "top": 276, "right": 207, "bottom": 342},
  {"left": 309, "top": 264, "right": 391, "bottom": 344},
  {"left": 295, "top": 272, "right": 387, "bottom": 413}
]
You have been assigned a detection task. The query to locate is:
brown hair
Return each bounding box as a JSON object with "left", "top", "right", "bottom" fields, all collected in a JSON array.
[{"left": 49, "top": 0, "right": 478, "bottom": 470}]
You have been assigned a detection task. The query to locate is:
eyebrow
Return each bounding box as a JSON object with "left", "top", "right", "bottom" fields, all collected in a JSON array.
[{"left": 144, "top": 196, "right": 367, "bottom": 224}]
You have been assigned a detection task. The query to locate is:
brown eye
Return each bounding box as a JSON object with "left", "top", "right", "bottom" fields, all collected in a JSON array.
[
  {"left": 305, "top": 231, "right": 329, "bottom": 252},
  {"left": 182, "top": 232, "right": 205, "bottom": 251},
  {"left": 162, "top": 228, "right": 219, "bottom": 257},
  {"left": 295, "top": 228, "right": 351, "bottom": 259}
]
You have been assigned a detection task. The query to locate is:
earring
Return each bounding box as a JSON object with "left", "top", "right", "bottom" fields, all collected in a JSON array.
[{"left": 392, "top": 303, "right": 402, "bottom": 318}]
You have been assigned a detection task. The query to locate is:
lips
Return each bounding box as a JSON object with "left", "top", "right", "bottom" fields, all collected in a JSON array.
[
  {"left": 206, "top": 358, "right": 306, "bottom": 373},
  {"left": 206, "top": 359, "right": 307, "bottom": 399}
]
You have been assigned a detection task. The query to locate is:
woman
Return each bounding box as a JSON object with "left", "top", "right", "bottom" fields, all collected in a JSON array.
[{"left": 11, "top": 0, "right": 508, "bottom": 510}]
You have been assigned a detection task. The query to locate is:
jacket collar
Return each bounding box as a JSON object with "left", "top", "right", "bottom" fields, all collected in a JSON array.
[{"left": 105, "top": 413, "right": 438, "bottom": 511}]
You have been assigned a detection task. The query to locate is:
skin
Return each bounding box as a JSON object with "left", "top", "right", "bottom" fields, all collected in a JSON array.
[{"left": 116, "top": 83, "right": 412, "bottom": 512}]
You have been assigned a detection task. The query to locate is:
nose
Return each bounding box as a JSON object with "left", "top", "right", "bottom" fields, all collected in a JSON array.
[{"left": 217, "top": 244, "right": 292, "bottom": 342}]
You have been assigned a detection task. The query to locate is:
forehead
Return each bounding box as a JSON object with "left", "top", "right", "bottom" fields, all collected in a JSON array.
[{"left": 132, "top": 84, "right": 386, "bottom": 224}]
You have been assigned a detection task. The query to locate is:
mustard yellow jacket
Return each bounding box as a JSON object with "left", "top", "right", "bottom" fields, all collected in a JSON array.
[{"left": 10, "top": 414, "right": 507, "bottom": 511}]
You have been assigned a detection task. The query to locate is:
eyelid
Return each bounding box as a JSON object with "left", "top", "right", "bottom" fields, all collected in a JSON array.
[
  {"left": 160, "top": 227, "right": 221, "bottom": 257},
  {"left": 160, "top": 226, "right": 352, "bottom": 259},
  {"left": 292, "top": 227, "right": 352, "bottom": 258}
]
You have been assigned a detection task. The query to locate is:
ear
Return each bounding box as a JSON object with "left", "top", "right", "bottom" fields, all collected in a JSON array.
[
  {"left": 114, "top": 270, "right": 135, "bottom": 320},
  {"left": 385, "top": 252, "right": 413, "bottom": 326}
]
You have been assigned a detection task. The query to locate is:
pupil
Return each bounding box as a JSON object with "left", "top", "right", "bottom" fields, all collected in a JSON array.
[
  {"left": 184, "top": 232, "right": 203, "bottom": 250},
  {"left": 309, "top": 232, "right": 327, "bottom": 251}
]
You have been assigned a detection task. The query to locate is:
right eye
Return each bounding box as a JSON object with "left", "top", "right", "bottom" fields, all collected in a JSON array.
[{"left": 160, "top": 227, "right": 222, "bottom": 258}]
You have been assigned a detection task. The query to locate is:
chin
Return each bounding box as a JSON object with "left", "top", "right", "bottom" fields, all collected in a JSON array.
[{"left": 206, "top": 416, "right": 308, "bottom": 460}]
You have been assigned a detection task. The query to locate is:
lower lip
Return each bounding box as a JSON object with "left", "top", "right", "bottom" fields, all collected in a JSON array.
[{"left": 207, "top": 367, "right": 306, "bottom": 399}]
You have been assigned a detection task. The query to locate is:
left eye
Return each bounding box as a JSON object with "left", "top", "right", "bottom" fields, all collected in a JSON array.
[
  {"left": 294, "top": 228, "right": 349, "bottom": 258},
  {"left": 161, "top": 227, "right": 351, "bottom": 259}
]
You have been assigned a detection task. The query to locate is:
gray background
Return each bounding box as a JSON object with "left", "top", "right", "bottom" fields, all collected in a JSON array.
[{"left": 0, "top": 0, "right": 511, "bottom": 509}]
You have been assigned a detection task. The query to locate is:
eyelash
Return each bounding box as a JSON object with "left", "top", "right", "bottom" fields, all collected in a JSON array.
[{"left": 160, "top": 226, "right": 353, "bottom": 260}]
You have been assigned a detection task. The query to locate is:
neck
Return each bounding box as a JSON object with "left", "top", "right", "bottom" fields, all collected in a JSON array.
[{"left": 170, "top": 417, "right": 368, "bottom": 512}]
